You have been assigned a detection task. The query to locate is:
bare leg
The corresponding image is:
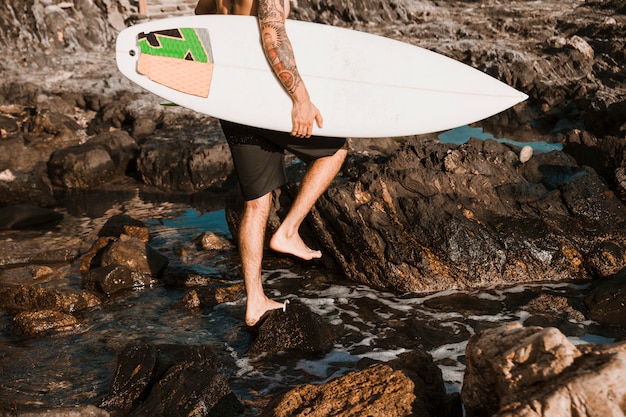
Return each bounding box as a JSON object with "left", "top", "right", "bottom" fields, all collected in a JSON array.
[
  {"left": 240, "top": 192, "right": 284, "bottom": 326},
  {"left": 270, "top": 147, "right": 348, "bottom": 260}
]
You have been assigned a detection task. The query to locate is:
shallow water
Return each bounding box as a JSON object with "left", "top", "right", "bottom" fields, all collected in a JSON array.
[{"left": 0, "top": 192, "right": 614, "bottom": 414}]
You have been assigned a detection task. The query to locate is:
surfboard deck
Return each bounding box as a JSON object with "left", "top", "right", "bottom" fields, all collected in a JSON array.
[{"left": 115, "top": 15, "right": 528, "bottom": 138}]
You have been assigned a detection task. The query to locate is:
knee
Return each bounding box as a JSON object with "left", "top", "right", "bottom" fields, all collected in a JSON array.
[{"left": 244, "top": 193, "right": 272, "bottom": 214}]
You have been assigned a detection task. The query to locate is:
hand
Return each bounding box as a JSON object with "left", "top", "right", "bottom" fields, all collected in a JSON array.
[{"left": 291, "top": 99, "right": 323, "bottom": 138}]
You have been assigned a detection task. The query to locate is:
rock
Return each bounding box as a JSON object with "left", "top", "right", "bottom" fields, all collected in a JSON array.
[
  {"left": 100, "top": 235, "right": 169, "bottom": 278},
  {"left": 97, "top": 214, "right": 150, "bottom": 242},
  {"left": 519, "top": 145, "right": 533, "bottom": 163},
  {"left": 261, "top": 349, "right": 449, "bottom": 417},
  {"left": 584, "top": 271, "right": 626, "bottom": 327},
  {"left": 0, "top": 285, "right": 101, "bottom": 315},
  {"left": 261, "top": 363, "right": 415, "bottom": 417},
  {"left": 100, "top": 344, "right": 158, "bottom": 413},
  {"left": 10, "top": 405, "right": 110, "bottom": 417},
  {"left": 13, "top": 309, "right": 79, "bottom": 336},
  {"left": 182, "top": 285, "right": 245, "bottom": 309},
  {"left": 102, "top": 344, "right": 245, "bottom": 417},
  {"left": 25, "top": 109, "right": 82, "bottom": 143},
  {"left": 0, "top": 205, "right": 63, "bottom": 230},
  {"left": 462, "top": 322, "right": 626, "bottom": 417},
  {"left": 293, "top": 138, "right": 626, "bottom": 293},
  {"left": 0, "top": 169, "right": 55, "bottom": 207},
  {"left": 248, "top": 300, "right": 337, "bottom": 356},
  {"left": 196, "top": 232, "right": 234, "bottom": 251},
  {"left": 82, "top": 264, "right": 137, "bottom": 296},
  {"left": 47, "top": 142, "right": 117, "bottom": 189},
  {"left": 89, "top": 130, "right": 140, "bottom": 176},
  {"left": 136, "top": 138, "right": 233, "bottom": 192}
]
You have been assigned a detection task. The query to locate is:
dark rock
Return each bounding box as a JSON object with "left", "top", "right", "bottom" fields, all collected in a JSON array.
[
  {"left": 89, "top": 130, "right": 140, "bottom": 176},
  {"left": 0, "top": 205, "right": 63, "bottom": 230},
  {"left": 47, "top": 142, "right": 117, "bottom": 189},
  {"left": 0, "top": 285, "right": 100, "bottom": 315},
  {"left": 0, "top": 169, "right": 55, "bottom": 207},
  {"left": 248, "top": 299, "right": 337, "bottom": 356},
  {"left": 136, "top": 138, "right": 232, "bottom": 192},
  {"left": 100, "top": 343, "right": 158, "bottom": 413},
  {"left": 182, "top": 285, "right": 245, "bottom": 309},
  {"left": 25, "top": 109, "right": 82, "bottom": 143},
  {"left": 97, "top": 214, "right": 150, "bottom": 242},
  {"left": 294, "top": 138, "right": 626, "bottom": 293},
  {"left": 584, "top": 270, "right": 626, "bottom": 327},
  {"left": 13, "top": 309, "right": 79, "bottom": 336},
  {"left": 7, "top": 405, "right": 110, "bottom": 416},
  {"left": 100, "top": 235, "right": 169, "bottom": 278},
  {"left": 82, "top": 264, "right": 137, "bottom": 296},
  {"left": 81, "top": 234, "right": 168, "bottom": 282},
  {"left": 106, "top": 344, "right": 244, "bottom": 417}
]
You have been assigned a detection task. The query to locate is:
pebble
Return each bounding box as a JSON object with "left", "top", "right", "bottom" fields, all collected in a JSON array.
[{"left": 519, "top": 145, "right": 533, "bottom": 163}]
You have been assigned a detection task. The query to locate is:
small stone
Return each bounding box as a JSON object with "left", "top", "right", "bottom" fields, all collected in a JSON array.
[{"left": 519, "top": 145, "right": 533, "bottom": 163}]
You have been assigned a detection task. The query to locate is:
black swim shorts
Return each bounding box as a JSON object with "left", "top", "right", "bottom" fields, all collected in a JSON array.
[{"left": 220, "top": 120, "right": 346, "bottom": 201}]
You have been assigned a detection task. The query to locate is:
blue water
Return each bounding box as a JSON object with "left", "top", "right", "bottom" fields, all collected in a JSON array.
[{"left": 439, "top": 125, "right": 563, "bottom": 152}]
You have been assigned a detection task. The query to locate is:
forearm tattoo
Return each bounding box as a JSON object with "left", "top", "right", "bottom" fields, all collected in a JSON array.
[{"left": 258, "top": 0, "right": 302, "bottom": 95}]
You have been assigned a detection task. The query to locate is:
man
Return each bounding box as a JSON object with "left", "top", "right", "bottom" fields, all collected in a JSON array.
[{"left": 195, "top": 0, "right": 348, "bottom": 327}]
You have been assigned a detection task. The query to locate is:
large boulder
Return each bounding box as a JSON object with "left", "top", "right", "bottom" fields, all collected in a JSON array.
[
  {"left": 238, "top": 137, "right": 626, "bottom": 293},
  {"left": 462, "top": 323, "right": 626, "bottom": 417}
]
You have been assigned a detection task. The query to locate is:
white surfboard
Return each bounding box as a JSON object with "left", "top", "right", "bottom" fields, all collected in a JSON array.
[{"left": 115, "top": 15, "right": 527, "bottom": 138}]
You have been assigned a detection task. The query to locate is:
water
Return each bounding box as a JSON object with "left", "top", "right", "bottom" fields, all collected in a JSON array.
[
  {"left": 439, "top": 125, "right": 563, "bottom": 153},
  {"left": 0, "top": 131, "right": 612, "bottom": 414}
]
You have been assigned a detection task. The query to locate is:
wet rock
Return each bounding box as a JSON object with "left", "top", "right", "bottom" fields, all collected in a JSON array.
[
  {"left": 47, "top": 142, "right": 117, "bottom": 189},
  {"left": 262, "top": 363, "right": 415, "bottom": 417},
  {"left": 462, "top": 322, "right": 626, "bottom": 417},
  {"left": 137, "top": 138, "right": 233, "bottom": 192},
  {"left": 82, "top": 264, "right": 137, "bottom": 296},
  {"left": 584, "top": 271, "right": 626, "bottom": 327},
  {"left": 100, "top": 235, "right": 169, "bottom": 278},
  {"left": 80, "top": 234, "right": 167, "bottom": 294},
  {"left": 101, "top": 343, "right": 244, "bottom": 417},
  {"left": 43, "top": 130, "right": 137, "bottom": 189},
  {"left": 8, "top": 405, "right": 109, "bottom": 417},
  {"left": 13, "top": 309, "right": 79, "bottom": 336},
  {"left": 97, "top": 214, "right": 150, "bottom": 242},
  {"left": 522, "top": 293, "right": 587, "bottom": 334},
  {"left": 196, "top": 232, "right": 234, "bottom": 251},
  {"left": 0, "top": 205, "right": 63, "bottom": 230},
  {"left": 296, "top": 138, "right": 626, "bottom": 293},
  {"left": 100, "top": 343, "right": 158, "bottom": 414},
  {"left": 182, "top": 285, "right": 245, "bottom": 309},
  {"left": 262, "top": 349, "right": 448, "bottom": 417},
  {"left": 563, "top": 130, "right": 626, "bottom": 197},
  {"left": 0, "top": 244, "right": 80, "bottom": 268},
  {"left": 0, "top": 285, "right": 101, "bottom": 315},
  {"left": 0, "top": 169, "right": 55, "bottom": 207},
  {"left": 248, "top": 300, "right": 337, "bottom": 356}
]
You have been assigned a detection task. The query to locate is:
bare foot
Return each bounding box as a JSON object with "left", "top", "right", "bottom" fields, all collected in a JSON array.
[
  {"left": 270, "top": 230, "right": 322, "bottom": 260},
  {"left": 246, "top": 298, "right": 286, "bottom": 327}
]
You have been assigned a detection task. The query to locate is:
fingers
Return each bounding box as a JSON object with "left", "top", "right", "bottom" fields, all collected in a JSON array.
[
  {"left": 291, "top": 123, "right": 312, "bottom": 138},
  {"left": 290, "top": 101, "right": 322, "bottom": 138}
]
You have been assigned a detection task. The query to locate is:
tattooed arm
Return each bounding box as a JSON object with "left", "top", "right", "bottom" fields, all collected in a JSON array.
[{"left": 257, "top": 0, "right": 323, "bottom": 137}]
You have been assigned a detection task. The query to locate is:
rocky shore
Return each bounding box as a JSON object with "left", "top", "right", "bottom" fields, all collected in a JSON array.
[{"left": 0, "top": 0, "right": 625, "bottom": 416}]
